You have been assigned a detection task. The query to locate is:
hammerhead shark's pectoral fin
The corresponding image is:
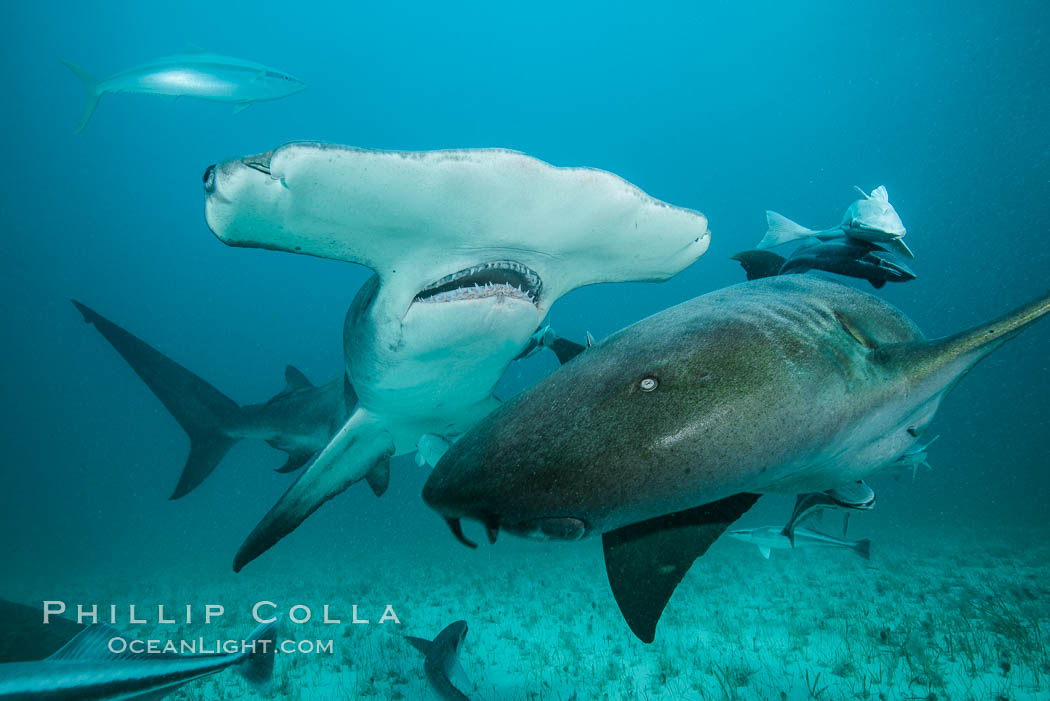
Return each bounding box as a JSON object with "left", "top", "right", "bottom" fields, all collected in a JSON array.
[
  {"left": 602, "top": 493, "right": 760, "bottom": 643},
  {"left": 234, "top": 412, "right": 395, "bottom": 572}
]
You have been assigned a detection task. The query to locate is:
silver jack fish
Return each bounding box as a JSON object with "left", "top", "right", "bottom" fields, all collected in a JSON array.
[
  {"left": 62, "top": 52, "right": 305, "bottom": 133},
  {"left": 0, "top": 617, "right": 279, "bottom": 699}
]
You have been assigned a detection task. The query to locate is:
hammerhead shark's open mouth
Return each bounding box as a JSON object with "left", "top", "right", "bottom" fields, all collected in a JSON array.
[{"left": 413, "top": 261, "right": 542, "bottom": 306}]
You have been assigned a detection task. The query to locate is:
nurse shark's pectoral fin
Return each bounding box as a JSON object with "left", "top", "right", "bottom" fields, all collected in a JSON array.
[
  {"left": 602, "top": 493, "right": 761, "bottom": 643},
  {"left": 233, "top": 412, "right": 395, "bottom": 572}
]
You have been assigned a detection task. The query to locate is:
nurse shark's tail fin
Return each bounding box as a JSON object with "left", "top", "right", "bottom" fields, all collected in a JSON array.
[
  {"left": 72, "top": 300, "right": 246, "bottom": 499},
  {"left": 61, "top": 61, "right": 101, "bottom": 134},
  {"left": 757, "top": 211, "right": 816, "bottom": 249},
  {"left": 233, "top": 408, "right": 395, "bottom": 572}
]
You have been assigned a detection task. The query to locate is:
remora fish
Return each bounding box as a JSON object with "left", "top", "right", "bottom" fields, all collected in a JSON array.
[
  {"left": 203, "top": 142, "right": 709, "bottom": 571},
  {"left": 72, "top": 300, "right": 348, "bottom": 497},
  {"left": 732, "top": 239, "right": 916, "bottom": 289},
  {"left": 758, "top": 186, "right": 912, "bottom": 258},
  {"left": 423, "top": 275, "right": 1050, "bottom": 642},
  {"left": 406, "top": 621, "right": 472, "bottom": 701},
  {"left": 62, "top": 52, "right": 305, "bottom": 133},
  {"left": 727, "top": 526, "right": 870, "bottom": 560},
  {"left": 781, "top": 480, "right": 876, "bottom": 545},
  {"left": 0, "top": 617, "right": 279, "bottom": 699}
]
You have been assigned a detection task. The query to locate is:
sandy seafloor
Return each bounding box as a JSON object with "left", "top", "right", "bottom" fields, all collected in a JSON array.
[{"left": 10, "top": 521, "right": 1047, "bottom": 701}]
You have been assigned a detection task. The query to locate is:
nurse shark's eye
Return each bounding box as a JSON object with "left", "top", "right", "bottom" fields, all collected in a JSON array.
[{"left": 640, "top": 377, "right": 658, "bottom": 392}]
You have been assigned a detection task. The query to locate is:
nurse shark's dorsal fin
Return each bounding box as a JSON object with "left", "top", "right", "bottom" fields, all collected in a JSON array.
[{"left": 602, "top": 493, "right": 760, "bottom": 643}]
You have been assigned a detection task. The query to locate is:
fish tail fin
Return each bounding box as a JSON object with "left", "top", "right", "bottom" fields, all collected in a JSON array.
[
  {"left": 72, "top": 300, "right": 245, "bottom": 499},
  {"left": 233, "top": 409, "right": 395, "bottom": 572},
  {"left": 852, "top": 539, "right": 871, "bottom": 560},
  {"left": 237, "top": 615, "right": 282, "bottom": 688},
  {"left": 757, "top": 211, "right": 815, "bottom": 249},
  {"left": 61, "top": 60, "right": 101, "bottom": 133}
]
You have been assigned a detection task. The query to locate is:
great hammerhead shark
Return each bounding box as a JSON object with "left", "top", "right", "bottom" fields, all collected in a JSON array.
[
  {"left": 424, "top": 275, "right": 1050, "bottom": 642},
  {"left": 72, "top": 302, "right": 584, "bottom": 499},
  {"left": 202, "top": 143, "right": 711, "bottom": 571}
]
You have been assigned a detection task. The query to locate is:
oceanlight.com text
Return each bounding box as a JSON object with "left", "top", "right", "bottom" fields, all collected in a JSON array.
[{"left": 107, "top": 636, "right": 335, "bottom": 655}]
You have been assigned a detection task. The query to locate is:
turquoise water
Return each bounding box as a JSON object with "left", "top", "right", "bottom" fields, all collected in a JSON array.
[{"left": 2, "top": 1, "right": 1049, "bottom": 699}]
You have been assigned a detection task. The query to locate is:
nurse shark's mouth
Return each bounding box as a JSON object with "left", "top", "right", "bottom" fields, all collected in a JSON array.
[{"left": 414, "top": 261, "right": 542, "bottom": 306}]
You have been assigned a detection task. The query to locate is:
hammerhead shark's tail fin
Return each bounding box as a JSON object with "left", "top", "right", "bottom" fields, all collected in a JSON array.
[
  {"left": 233, "top": 408, "right": 395, "bottom": 572},
  {"left": 72, "top": 301, "right": 245, "bottom": 499},
  {"left": 61, "top": 61, "right": 101, "bottom": 134},
  {"left": 757, "top": 211, "right": 816, "bottom": 249}
]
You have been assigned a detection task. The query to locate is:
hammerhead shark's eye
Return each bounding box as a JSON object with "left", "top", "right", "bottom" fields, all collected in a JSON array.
[{"left": 640, "top": 377, "right": 658, "bottom": 392}]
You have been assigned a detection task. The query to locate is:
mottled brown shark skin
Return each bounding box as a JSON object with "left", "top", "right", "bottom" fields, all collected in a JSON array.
[{"left": 424, "top": 276, "right": 1050, "bottom": 642}]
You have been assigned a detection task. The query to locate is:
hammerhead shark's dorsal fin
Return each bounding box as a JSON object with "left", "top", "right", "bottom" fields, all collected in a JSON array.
[
  {"left": 47, "top": 624, "right": 161, "bottom": 662},
  {"left": 602, "top": 493, "right": 760, "bottom": 643},
  {"left": 869, "top": 185, "right": 889, "bottom": 202},
  {"left": 284, "top": 365, "right": 313, "bottom": 392}
]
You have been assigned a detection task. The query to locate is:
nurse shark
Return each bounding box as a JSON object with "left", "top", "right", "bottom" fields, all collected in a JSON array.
[
  {"left": 202, "top": 142, "right": 710, "bottom": 571},
  {"left": 423, "top": 275, "right": 1050, "bottom": 642}
]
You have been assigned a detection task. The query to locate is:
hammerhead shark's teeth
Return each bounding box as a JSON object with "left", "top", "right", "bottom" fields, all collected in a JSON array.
[
  {"left": 414, "top": 282, "right": 535, "bottom": 305},
  {"left": 414, "top": 261, "right": 542, "bottom": 306}
]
